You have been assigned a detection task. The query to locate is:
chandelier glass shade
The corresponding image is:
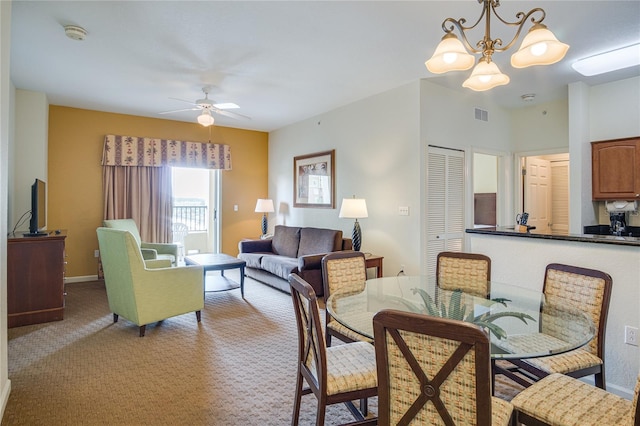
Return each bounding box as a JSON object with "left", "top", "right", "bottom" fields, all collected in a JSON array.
[
  {"left": 197, "top": 110, "right": 215, "bottom": 127},
  {"left": 463, "top": 57, "right": 510, "bottom": 91},
  {"left": 425, "top": 0, "right": 569, "bottom": 91}
]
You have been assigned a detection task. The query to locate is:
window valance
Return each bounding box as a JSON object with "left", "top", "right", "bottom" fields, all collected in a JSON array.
[{"left": 102, "top": 134, "right": 232, "bottom": 170}]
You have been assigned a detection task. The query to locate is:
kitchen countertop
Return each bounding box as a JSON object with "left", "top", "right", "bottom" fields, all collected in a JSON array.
[{"left": 466, "top": 227, "right": 640, "bottom": 247}]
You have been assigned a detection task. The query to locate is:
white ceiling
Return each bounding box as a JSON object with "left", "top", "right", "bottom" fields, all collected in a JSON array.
[{"left": 10, "top": 1, "right": 640, "bottom": 132}]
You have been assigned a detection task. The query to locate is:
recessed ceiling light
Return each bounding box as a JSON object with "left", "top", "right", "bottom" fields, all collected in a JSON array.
[
  {"left": 572, "top": 43, "right": 640, "bottom": 76},
  {"left": 64, "top": 25, "right": 87, "bottom": 41}
]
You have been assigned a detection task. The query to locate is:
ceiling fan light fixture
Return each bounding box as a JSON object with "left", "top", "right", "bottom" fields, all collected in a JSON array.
[
  {"left": 511, "top": 23, "right": 569, "bottom": 68},
  {"left": 197, "top": 110, "right": 215, "bottom": 127}
]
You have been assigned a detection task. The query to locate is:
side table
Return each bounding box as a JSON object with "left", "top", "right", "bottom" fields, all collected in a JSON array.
[{"left": 364, "top": 254, "right": 383, "bottom": 278}]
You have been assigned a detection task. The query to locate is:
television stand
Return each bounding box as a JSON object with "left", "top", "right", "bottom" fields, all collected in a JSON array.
[
  {"left": 23, "top": 231, "right": 49, "bottom": 237},
  {"left": 8, "top": 231, "right": 67, "bottom": 327}
]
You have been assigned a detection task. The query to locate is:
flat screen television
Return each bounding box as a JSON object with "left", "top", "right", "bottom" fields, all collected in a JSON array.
[{"left": 26, "top": 178, "right": 47, "bottom": 236}]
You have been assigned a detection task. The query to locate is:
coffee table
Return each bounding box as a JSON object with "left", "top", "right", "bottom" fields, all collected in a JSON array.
[{"left": 184, "top": 253, "right": 246, "bottom": 298}]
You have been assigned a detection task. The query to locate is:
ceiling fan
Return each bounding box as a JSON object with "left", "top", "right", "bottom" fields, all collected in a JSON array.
[{"left": 159, "top": 87, "right": 250, "bottom": 126}]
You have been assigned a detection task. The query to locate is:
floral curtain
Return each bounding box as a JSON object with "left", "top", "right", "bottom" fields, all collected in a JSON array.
[{"left": 102, "top": 134, "right": 232, "bottom": 169}]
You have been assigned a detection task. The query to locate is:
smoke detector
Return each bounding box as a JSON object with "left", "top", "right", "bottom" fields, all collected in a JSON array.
[
  {"left": 521, "top": 93, "right": 536, "bottom": 102},
  {"left": 64, "top": 25, "right": 87, "bottom": 41}
]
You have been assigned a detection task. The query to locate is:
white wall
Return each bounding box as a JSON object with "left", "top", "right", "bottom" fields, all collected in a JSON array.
[
  {"left": 270, "top": 81, "right": 422, "bottom": 276},
  {"left": 419, "top": 80, "right": 514, "bottom": 230},
  {"left": 11, "top": 89, "right": 48, "bottom": 232},
  {"left": 0, "top": 0, "right": 12, "bottom": 417},
  {"left": 509, "top": 98, "right": 569, "bottom": 153},
  {"left": 589, "top": 76, "right": 640, "bottom": 141},
  {"left": 269, "top": 80, "right": 517, "bottom": 276}
]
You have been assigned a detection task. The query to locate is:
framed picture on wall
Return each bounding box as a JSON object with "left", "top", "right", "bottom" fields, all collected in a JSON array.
[{"left": 293, "top": 150, "right": 335, "bottom": 208}]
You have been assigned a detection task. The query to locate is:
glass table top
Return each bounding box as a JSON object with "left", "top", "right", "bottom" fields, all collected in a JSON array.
[{"left": 326, "top": 276, "right": 595, "bottom": 360}]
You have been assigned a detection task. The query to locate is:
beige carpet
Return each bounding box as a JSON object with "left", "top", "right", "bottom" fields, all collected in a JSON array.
[{"left": 2, "top": 271, "right": 523, "bottom": 425}]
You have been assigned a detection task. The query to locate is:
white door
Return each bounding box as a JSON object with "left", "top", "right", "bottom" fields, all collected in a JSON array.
[
  {"left": 424, "top": 146, "right": 465, "bottom": 276},
  {"left": 550, "top": 160, "right": 570, "bottom": 235},
  {"left": 524, "top": 157, "right": 551, "bottom": 233}
]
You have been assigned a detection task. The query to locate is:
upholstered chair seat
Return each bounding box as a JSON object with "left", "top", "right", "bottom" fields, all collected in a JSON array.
[{"left": 511, "top": 373, "right": 639, "bottom": 425}]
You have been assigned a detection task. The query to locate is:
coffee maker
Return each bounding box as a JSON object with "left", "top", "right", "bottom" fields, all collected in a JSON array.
[{"left": 609, "top": 212, "right": 627, "bottom": 236}]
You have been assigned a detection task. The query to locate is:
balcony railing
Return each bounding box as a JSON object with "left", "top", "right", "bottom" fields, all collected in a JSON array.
[{"left": 173, "top": 205, "right": 208, "bottom": 231}]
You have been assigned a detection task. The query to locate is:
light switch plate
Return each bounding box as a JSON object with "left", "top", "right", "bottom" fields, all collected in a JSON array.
[{"left": 398, "top": 206, "right": 409, "bottom": 216}]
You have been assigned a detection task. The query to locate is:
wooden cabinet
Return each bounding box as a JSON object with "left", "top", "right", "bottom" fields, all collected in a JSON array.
[
  {"left": 592, "top": 137, "right": 640, "bottom": 200},
  {"left": 7, "top": 231, "right": 67, "bottom": 328}
]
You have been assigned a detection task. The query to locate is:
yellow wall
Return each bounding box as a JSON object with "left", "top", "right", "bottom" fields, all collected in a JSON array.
[{"left": 48, "top": 106, "right": 268, "bottom": 278}]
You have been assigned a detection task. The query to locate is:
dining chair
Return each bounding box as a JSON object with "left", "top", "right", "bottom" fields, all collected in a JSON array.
[
  {"left": 511, "top": 372, "right": 639, "bottom": 426},
  {"left": 288, "top": 273, "right": 378, "bottom": 426},
  {"left": 505, "top": 263, "right": 612, "bottom": 389},
  {"left": 372, "top": 309, "right": 513, "bottom": 426},
  {"left": 436, "top": 251, "right": 491, "bottom": 298},
  {"left": 322, "top": 251, "right": 373, "bottom": 346}
]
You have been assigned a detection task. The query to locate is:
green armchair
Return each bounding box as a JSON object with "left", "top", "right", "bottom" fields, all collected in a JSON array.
[
  {"left": 96, "top": 227, "right": 204, "bottom": 337},
  {"left": 103, "top": 219, "right": 179, "bottom": 265}
]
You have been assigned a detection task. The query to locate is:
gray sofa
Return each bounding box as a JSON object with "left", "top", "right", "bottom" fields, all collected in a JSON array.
[{"left": 238, "top": 225, "right": 352, "bottom": 296}]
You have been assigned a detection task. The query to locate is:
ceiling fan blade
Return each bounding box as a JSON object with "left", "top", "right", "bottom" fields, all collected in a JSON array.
[
  {"left": 168, "top": 97, "right": 199, "bottom": 106},
  {"left": 158, "top": 107, "right": 199, "bottom": 115},
  {"left": 212, "top": 108, "right": 251, "bottom": 120}
]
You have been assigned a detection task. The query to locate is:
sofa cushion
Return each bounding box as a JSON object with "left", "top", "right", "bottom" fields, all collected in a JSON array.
[
  {"left": 260, "top": 255, "right": 299, "bottom": 280},
  {"left": 298, "top": 227, "right": 342, "bottom": 257},
  {"left": 272, "top": 226, "right": 301, "bottom": 258},
  {"left": 237, "top": 252, "right": 267, "bottom": 269}
]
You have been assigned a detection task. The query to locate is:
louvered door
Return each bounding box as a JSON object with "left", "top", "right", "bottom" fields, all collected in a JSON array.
[
  {"left": 424, "top": 146, "right": 465, "bottom": 276},
  {"left": 550, "top": 160, "right": 569, "bottom": 234}
]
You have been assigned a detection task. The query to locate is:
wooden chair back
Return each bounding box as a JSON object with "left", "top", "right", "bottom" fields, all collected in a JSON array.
[
  {"left": 289, "top": 273, "right": 327, "bottom": 395},
  {"left": 373, "top": 309, "right": 493, "bottom": 426}
]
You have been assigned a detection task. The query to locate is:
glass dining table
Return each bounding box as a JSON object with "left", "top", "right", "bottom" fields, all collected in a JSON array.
[{"left": 326, "top": 276, "right": 595, "bottom": 361}]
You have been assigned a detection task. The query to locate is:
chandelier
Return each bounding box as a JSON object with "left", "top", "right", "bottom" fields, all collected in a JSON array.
[{"left": 425, "top": 0, "right": 569, "bottom": 91}]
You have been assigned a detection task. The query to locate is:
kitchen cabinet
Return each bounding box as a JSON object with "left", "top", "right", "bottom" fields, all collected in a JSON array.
[
  {"left": 7, "top": 231, "right": 67, "bottom": 328},
  {"left": 592, "top": 137, "right": 640, "bottom": 200}
]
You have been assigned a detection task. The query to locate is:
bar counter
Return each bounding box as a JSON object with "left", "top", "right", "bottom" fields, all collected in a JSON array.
[{"left": 466, "top": 226, "right": 640, "bottom": 247}]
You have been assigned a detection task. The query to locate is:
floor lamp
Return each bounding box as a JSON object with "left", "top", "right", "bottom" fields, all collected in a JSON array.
[{"left": 339, "top": 197, "right": 368, "bottom": 252}]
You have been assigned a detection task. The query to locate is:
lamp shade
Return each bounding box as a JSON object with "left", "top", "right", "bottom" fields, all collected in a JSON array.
[
  {"left": 339, "top": 198, "right": 368, "bottom": 219},
  {"left": 255, "top": 199, "right": 275, "bottom": 213},
  {"left": 425, "top": 33, "right": 475, "bottom": 74},
  {"left": 197, "top": 110, "right": 215, "bottom": 127},
  {"left": 462, "top": 58, "right": 510, "bottom": 91},
  {"left": 511, "top": 23, "right": 569, "bottom": 68}
]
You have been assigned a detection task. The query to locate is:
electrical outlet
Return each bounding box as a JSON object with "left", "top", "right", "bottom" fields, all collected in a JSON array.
[
  {"left": 94, "top": 250, "right": 100, "bottom": 258},
  {"left": 625, "top": 326, "right": 638, "bottom": 346}
]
